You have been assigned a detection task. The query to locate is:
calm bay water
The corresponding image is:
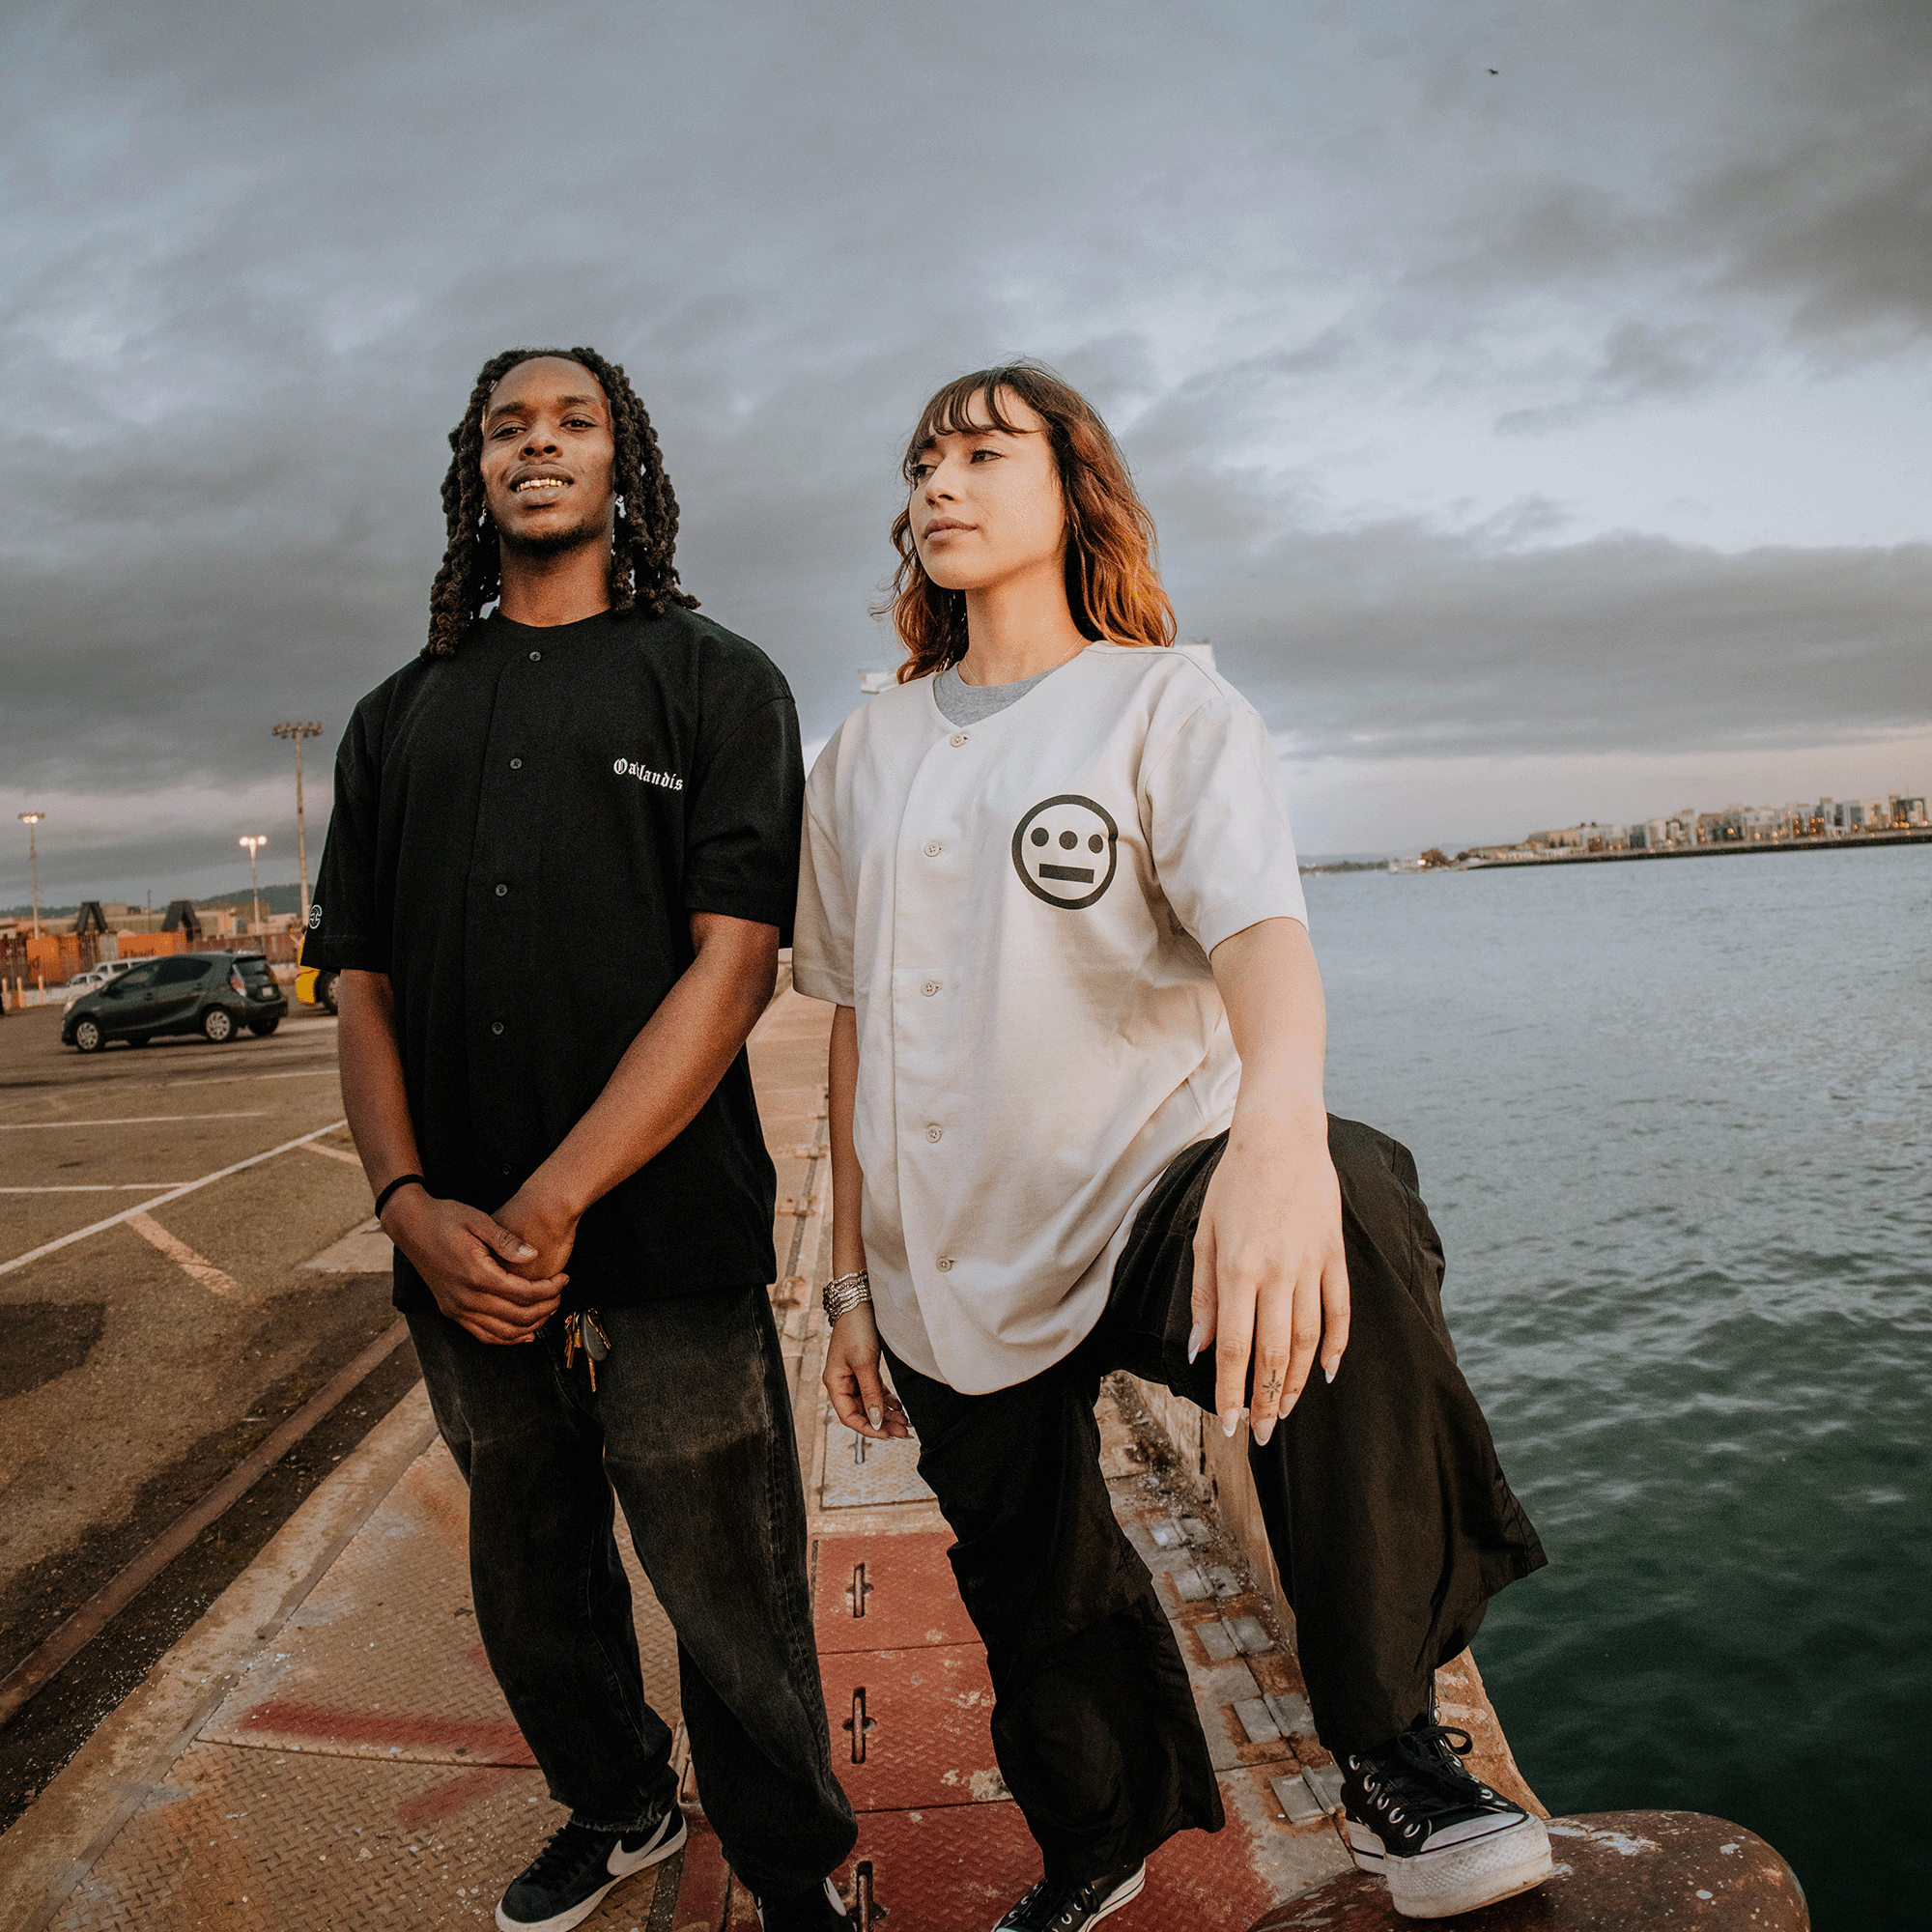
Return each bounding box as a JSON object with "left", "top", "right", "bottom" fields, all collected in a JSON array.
[{"left": 1311, "top": 843, "right": 1930, "bottom": 1932}]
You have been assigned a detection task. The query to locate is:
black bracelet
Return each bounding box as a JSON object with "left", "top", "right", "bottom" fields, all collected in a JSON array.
[{"left": 373, "top": 1173, "right": 426, "bottom": 1219}]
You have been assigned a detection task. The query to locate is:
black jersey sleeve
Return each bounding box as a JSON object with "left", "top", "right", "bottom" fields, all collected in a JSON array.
[
  {"left": 301, "top": 698, "right": 391, "bottom": 973},
  {"left": 682, "top": 692, "right": 805, "bottom": 943}
]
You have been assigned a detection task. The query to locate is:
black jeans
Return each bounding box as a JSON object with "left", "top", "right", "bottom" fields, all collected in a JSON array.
[
  {"left": 883, "top": 1117, "right": 1547, "bottom": 1883},
  {"left": 409, "top": 1283, "right": 857, "bottom": 1894}
]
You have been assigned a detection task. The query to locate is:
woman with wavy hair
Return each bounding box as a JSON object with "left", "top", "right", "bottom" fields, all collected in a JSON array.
[{"left": 793, "top": 363, "right": 1550, "bottom": 1928}]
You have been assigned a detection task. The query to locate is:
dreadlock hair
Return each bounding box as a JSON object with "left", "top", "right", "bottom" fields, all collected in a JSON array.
[{"left": 423, "top": 345, "right": 696, "bottom": 658}]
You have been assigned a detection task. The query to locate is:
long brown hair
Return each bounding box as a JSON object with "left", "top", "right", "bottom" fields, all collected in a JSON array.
[{"left": 882, "top": 361, "right": 1176, "bottom": 682}]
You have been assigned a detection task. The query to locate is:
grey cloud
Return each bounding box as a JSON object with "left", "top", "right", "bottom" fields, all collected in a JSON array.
[{"left": 1, "top": 0, "right": 1927, "bottom": 903}]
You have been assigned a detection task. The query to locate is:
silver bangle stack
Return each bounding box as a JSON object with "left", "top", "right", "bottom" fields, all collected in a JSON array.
[{"left": 823, "top": 1269, "right": 872, "bottom": 1322}]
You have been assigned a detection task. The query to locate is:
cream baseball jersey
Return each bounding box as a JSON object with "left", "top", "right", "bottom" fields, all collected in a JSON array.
[{"left": 793, "top": 643, "right": 1308, "bottom": 1394}]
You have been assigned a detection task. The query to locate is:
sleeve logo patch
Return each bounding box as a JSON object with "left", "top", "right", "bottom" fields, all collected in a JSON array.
[
  {"left": 1011, "top": 795, "right": 1119, "bottom": 909},
  {"left": 613, "top": 756, "right": 684, "bottom": 791},
  {"left": 307, "top": 902, "right": 323, "bottom": 929}
]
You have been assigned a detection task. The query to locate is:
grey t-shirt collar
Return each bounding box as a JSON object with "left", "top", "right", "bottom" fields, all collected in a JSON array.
[{"left": 933, "top": 657, "right": 1066, "bottom": 726}]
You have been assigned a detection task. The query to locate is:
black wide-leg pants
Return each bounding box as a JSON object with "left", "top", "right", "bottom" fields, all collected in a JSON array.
[
  {"left": 409, "top": 1284, "right": 858, "bottom": 1895},
  {"left": 882, "top": 1116, "right": 1547, "bottom": 1884}
]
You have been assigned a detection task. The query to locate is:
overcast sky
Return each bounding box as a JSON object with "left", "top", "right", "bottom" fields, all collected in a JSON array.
[{"left": 2, "top": 0, "right": 1926, "bottom": 905}]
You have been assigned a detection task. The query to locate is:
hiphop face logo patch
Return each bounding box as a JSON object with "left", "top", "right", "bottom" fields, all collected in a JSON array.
[{"left": 1011, "top": 795, "right": 1120, "bottom": 909}]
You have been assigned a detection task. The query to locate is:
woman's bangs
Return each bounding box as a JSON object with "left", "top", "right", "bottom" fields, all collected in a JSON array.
[{"left": 900, "top": 372, "right": 1032, "bottom": 480}]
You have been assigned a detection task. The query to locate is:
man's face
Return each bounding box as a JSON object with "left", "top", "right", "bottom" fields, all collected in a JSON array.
[{"left": 478, "top": 356, "right": 617, "bottom": 557}]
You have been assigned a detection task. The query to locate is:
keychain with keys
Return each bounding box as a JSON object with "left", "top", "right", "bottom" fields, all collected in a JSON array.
[{"left": 561, "top": 1309, "right": 612, "bottom": 1390}]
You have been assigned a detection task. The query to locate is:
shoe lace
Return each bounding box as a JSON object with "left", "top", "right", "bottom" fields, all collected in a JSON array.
[
  {"left": 1356, "top": 1722, "right": 1487, "bottom": 1825},
  {"left": 1003, "top": 1876, "right": 1090, "bottom": 1931},
  {"left": 519, "top": 1820, "right": 608, "bottom": 1889}
]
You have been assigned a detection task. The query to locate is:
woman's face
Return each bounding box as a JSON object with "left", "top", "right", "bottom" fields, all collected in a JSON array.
[{"left": 907, "top": 389, "right": 1065, "bottom": 593}]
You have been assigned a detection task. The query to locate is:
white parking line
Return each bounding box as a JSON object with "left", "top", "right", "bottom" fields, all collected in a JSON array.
[
  {"left": 0, "top": 1120, "right": 349, "bottom": 1278},
  {"left": 165, "top": 1068, "right": 339, "bottom": 1087},
  {"left": 0, "top": 1112, "right": 270, "bottom": 1130},
  {"left": 0, "top": 1185, "right": 195, "bottom": 1193},
  {"left": 298, "top": 1141, "right": 364, "bottom": 1168},
  {"left": 127, "top": 1213, "right": 242, "bottom": 1298}
]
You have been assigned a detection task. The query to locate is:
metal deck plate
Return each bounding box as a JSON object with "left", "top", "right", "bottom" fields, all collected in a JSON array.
[
  {"left": 818, "top": 1644, "right": 1004, "bottom": 1811},
  {"left": 810, "top": 1530, "right": 975, "bottom": 1654},
  {"left": 202, "top": 1438, "right": 682, "bottom": 1765},
  {"left": 819, "top": 1413, "right": 934, "bottom": 1507}
]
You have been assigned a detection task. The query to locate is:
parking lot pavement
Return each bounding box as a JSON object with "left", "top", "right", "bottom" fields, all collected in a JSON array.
[{"left": 0, "top": 1002, "right": 411, "bottom": 1835}]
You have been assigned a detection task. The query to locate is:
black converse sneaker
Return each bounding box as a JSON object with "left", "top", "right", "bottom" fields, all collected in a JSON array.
[
  {"left": 991, "top": 1861, "right": 1146, "bottom": 1930},
  {"left": 494, "top": 1798, "right": 687, "bottom": 1932},
  {"left": 1340, "top": 1716, "right": 1551, "bottom": 1919},
  {"left": 756, "top": 1875, "right": 850, "bottom": 1929}
]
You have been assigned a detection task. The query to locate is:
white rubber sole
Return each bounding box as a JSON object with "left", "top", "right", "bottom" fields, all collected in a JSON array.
[
  {"left": 757, "top": 1875, "right": 850, "bottom": 1925},
  {"left": 1089, "top": 1863, "right": 1147, "bottom": 1924},
  {"left": 1348, "top": 1812, "right": 1552, "bottom": 1919},
  {"left": 496, "top": 1808, "right": 688, "bottom": 1932},
  {"left": 989, "top": 1861, "right": 1147, "bottom": 1931}
]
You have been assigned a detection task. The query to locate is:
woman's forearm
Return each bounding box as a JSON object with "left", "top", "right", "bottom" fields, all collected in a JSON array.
[
  {"left": 1210, "top": 917, "right": 1328, "bottom": 1141},
  {"left": 828, "top": 1004, "right": 867, "bottom": 1276}
]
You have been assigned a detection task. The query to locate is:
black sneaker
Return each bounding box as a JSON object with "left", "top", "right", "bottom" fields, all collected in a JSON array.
[
  {"left": 755, "top": 1875, "right": 849, "bottom": 1928},
  {"left": 495, "top": 1801, "right": 688, "bottom": 1932},
  {"left": 991, "top": 1861, "right": 1146, "bottom": 1930},
  {"left": 1339, "top": 1717, "right": 1551, "bottom": 1919}
]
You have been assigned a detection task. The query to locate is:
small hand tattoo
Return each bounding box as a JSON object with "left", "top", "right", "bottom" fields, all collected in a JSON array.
[{"left": 1263, "top": 1371, "right": 1282, "bottom": 1402}]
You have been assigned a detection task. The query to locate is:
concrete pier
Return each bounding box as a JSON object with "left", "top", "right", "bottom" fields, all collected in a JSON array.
[{"left": 0, "top": 987, "right": 1806, "bottom": 1929}]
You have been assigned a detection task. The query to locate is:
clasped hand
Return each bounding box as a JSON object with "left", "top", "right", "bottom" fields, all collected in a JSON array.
[{"left": 381, "top": 1184, "right": 577, "bottom": 1347}]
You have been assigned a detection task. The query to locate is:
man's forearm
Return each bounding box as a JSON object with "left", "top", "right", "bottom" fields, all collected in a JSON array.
[
  {"left": 336, "top": 969, "right": 426, "bottom": 1194},
  {"left": 517, "top": 913, "right": 778, "bottom": 1225}
]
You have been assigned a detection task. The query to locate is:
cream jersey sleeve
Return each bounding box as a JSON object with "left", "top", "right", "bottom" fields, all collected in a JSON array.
[
  {"left": 793, "top": 721, "right": 857, "bottom": 1009},
  {"left": 1141, "top": 683, "right": 1307, "bottom": 952}
]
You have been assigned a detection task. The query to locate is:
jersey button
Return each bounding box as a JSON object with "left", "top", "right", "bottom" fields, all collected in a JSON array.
[
  {"left": 935, "top": 1255, "right": 953, "bottom": 1271},
  {"left": 491, "top": 1020, "right": 505, "bottom": 1036},
  {"left": 922, "top": 980, "right": 940, "bottom": 996},
  {"left": 495, "top": 883, "right": 509, "bottom": 896},
  {"left": 528, "top": 650, "right": 542, "bottom": 662},
  {"left": 509, "top": 757, "right": 523, "bottom": 770},
  {"left": 926, "top": 1124, "right": 943, "bottom": 1142},
  {"left": 949, "top": 732, "right": 968, "bottom": 748},
  {"left": 923, "top": 841, "right": 942, "bottom": 857}
]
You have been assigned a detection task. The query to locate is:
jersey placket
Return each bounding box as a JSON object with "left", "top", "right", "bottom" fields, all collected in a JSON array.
[
  {"left": 466, "top": 644, "right": 554, "bottom": 1187},
  {"left": 888, "top": 723, "right": 978, "bottom": 1301}
]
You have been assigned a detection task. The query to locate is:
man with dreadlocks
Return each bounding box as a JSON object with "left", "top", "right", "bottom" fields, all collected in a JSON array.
[{"left": 303, "top": 350, "right": 857, "bottom": 1932}]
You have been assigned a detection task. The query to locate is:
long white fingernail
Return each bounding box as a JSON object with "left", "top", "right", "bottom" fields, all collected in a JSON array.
[
  {"left": 867, "top": 1407, "right": 883, "bottom": 1430},
  {"left": 1323, "top": 1361, "right": 1337, "bottom": 1384},
  {"left": 1252, "top": 1417, "right": 1274, "bottom": 1447},
  {"left": 1221, "top": 1406, "right": 1242, "bottom": 1438},
  {"left": 1186, "top": 1321, "right": 1205, "bottom": 1364}
]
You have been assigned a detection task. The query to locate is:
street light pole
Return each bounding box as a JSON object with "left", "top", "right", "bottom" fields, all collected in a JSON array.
[
  {"left": 17, "top": 813, "right": 43, "bottom": 939},
  {"left": 239, "top": 836, "right": 267, "bottom": 933},
  {"left": 272, "top": 722, "right": 324, "bottom": 929}
]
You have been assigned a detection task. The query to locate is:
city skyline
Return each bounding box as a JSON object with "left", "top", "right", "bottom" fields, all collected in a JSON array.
[{"left": 3, "top": 0, "right": 1927, "bottom": 903}]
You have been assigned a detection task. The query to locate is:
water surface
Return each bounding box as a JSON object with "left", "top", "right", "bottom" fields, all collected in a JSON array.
[{"left": 1312, "top": 844, "right": 1929, "bottom": 1931}]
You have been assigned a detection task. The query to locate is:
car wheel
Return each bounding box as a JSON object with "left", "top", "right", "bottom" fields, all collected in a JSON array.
[
  {"left": 318, "top": 971, "right": 338, "bottom": 1015},
  {"left": 73, "top": 1018, "right": 103, "bottom": 1054},
  {"left": 202, "top": 1007, "right": 236, "bottom": 1043},
  {"left": 248, "top": 1018, "right": 280, "bottom": 1037}
]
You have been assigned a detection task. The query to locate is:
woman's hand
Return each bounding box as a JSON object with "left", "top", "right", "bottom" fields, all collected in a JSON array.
[
  {"left": 1190, "top": 1106, "right": 1350, "bottom": 1445},
  {"left": 823, "top": 1302, "right": 913, "bottom": 1440}
]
